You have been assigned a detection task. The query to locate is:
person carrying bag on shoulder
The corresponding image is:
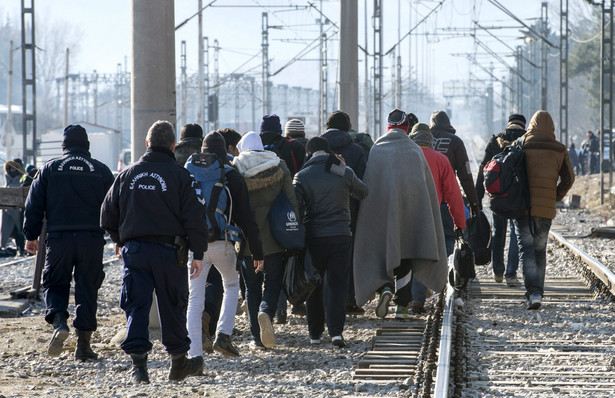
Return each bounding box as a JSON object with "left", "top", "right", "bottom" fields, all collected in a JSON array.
[{"left": 232, "top": 131, "right": 299, "bottom": 350}]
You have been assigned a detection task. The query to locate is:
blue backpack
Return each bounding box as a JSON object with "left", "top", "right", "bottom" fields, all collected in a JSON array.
[{"left": 186, "top": 153, "right": 242, "bottom": 243}]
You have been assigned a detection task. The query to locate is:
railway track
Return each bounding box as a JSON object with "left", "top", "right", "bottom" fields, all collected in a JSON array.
[{"left": 353, "top": 223, "right": 615, "bottom": 398}]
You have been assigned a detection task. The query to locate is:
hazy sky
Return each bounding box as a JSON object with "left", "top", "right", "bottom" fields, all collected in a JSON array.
[{"left": 0, "top": 1, "right": 596, "bottom": 98}]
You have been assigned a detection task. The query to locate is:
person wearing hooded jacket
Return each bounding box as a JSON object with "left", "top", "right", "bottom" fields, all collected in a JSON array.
[
  {"left": 232, "top": 131, "right": 299, "bottom": 349},
  {"left": 514, "top": 110, "right": 574, "bottom": 310},
  {"left": 185, "top": 131, "right": 264, "bottom": 358},
  {"left": 476, "top": 114, "right": 527, "bottom": 286},
  {"left": 321, "top": 110, "right": 368, "bottom": 315},
  {"left": 294, "top": 137, "right": 368, "bottom": 348},
  {"left": 260, "top": 114, "right": 306, "bottom": 177},
  {"left": 174, "top": 123, "right": 203, "bottom": 167},
  {"left": 26, "top": 124, "right": 114, "bottom": 362},
  {"left": 430, "top": 110, "right": 479, "bottom": 255}
]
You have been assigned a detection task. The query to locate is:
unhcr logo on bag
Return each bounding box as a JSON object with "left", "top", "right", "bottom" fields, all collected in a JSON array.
[{"left": 286, "top": 211, "right": 300, "bottom": 232}]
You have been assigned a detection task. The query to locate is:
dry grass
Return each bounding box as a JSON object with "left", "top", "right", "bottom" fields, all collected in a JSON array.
[{"left": 567, "top": 174, "right": 615, "bottom": 219}]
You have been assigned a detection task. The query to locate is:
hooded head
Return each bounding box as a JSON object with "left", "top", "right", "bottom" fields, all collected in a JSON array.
[
  {"left": 507, "top": 113, "right": 526, "bottom": 130},
  {"left": 202, "top": 131, "right": 228, "bottom": 161},
  {"left": 306, "top": 136, "right": 331, "bottom": 155},
  {"left": 285, "top": 119, "right": 305, "bottom": 138},
  {"left": 387, "top": 109, "right": 409, "bottom": 133},
  {"left": 236, "top": 131, "right": 264, "bottom": 153},
  {"left": 527, "top": 110, "right": 555, "bottom": 137},
  {"left": 409, "top": 123, "right": 434, "bottom": 148},
  {"left": 62, "top": 124, "right": 90, "bottom": 150},
  {"left": 180, "top": 123, "right": 203, "bottom": 140},
  {"left": 326, "top": 111, "right": 351, "bottom": 132},
  {"left": 260, "top": 114, "right": 282, "bottom": 134},
  {"left": 429, "top": 111, "right": 455, "bottom": 134}
]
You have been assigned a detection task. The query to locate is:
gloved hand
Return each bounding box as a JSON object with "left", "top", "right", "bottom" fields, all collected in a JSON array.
[{"left": 470, "top": 203, "right": 480, "bottom": 218}]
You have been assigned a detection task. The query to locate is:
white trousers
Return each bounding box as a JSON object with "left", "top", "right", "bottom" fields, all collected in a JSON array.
[{"left": 187, "top": 240, "right": 238, "bottom": 357}]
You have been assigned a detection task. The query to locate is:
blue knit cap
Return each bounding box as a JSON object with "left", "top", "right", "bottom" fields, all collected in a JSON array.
[{"left": 260, "top": 114, "right": 282, "bottom": 134}]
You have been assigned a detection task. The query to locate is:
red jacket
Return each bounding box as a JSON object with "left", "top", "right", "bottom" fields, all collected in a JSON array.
[{"left": 421, "top": 147, "right": 466, "bottom": 229}]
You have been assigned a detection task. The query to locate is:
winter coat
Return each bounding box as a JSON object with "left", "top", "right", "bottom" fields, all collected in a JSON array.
[
  {"left": 353, "top": 129, "right": 448, "bottom": 306},
  {"left": 24, "top": 147, "right": 114, "bottom": 240},
  {"left": 174, "top": 137, "right": 203, "bottom": 167},
  {"left": 232, "top": 151, "right": 298, "bottom": 256},
  {"left": 100, "top": 147, "right": 208, "bottom": 259},
  {"left": 430, "top": 111, "right": 479, "bottom": 207},
  {"left": 293, "top": 152, "right": 368, "bottom": 239},
  {"left": 321, "top": 129, "right": 367, "bottom": 179},
  {"left": 476, "top": 125, "right": 526, "bottom": 203},
  {"left": 522, "top": 111, "right": 575, "bottom": 219},
  {"left": 420, "top": 147, "right": 466, "bottom": 229}
]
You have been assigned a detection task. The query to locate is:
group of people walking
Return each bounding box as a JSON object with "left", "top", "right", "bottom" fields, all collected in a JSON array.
[{"left": 20, "top": 105, "right": 574, "bottom": 384}]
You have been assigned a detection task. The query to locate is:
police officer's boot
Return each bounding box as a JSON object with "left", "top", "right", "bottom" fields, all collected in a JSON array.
[
  {"left": 130, "top": 353, "right": 150, "bottom": 384},
  {"left": 168, "top": 353, "right": 204, "bottom": 382},
  {"left": 47, "top": 312, "right": 69, "bottom": 357},
  {"left": 74, "top": 331, "right": 99, "bottom": 361}
]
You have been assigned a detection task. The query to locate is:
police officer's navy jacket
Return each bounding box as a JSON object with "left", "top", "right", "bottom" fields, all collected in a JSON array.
[
  {"left": 23, "top": 146, "right": 115, "bottom": 241},
  {"left": 100, "top": 147, "right": 208, "bottom": 260}
]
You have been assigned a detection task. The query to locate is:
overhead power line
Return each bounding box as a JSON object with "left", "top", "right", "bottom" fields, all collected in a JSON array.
[
  {"left": 486, "top": 0, "right": 557, "bottom": 48},
  {"left": 385, "top": 0, "right": 446, "bottom": 56}
]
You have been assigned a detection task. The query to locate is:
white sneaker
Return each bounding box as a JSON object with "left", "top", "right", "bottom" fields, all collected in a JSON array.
[
  {"left": 309, "top": 336, "right": 322, "bottom": 345},
  {"left": 258, "top": 312, "right": 276, "bottom": 348},
  {"left": 506, "top": 276, "right": 522, "bottom": 287},
  {"left": 375, "top": 288, "right": 393, "bottom": 318}
]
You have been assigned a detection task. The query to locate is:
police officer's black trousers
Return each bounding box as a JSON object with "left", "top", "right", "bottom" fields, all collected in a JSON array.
[
  {"left": 42, "top": 231, "right": 105, "bottom": 331},
  {"left": 120, "top": 240, "right": 191, "bottom": 356}
]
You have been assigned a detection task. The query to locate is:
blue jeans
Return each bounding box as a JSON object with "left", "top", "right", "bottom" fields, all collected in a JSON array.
[
  {"left": 306, "top": 236, "right": 351, "bottom": 338},
  {"left": 492, "top": 214, "right": 519, "bottom": 278},
  {"left": 514, "top": 216, "right": 552, "bottom": 298},
  {"left": 239, "top": 253, "right": 284, "bottom": 344}
]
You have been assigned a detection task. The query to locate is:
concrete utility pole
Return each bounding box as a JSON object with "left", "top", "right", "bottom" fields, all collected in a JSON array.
[
  {"left": 21, "top": 0, "right": 37, "bottom": 164},
  {"left": 364, "top": 0, "right": 370, "bottom": 135},
  {"left": 213, "top": 39, "right": 219, "bottom": 130},
  {"left": 3, "top": 41, "right": 15, "bottom": 159},
  {"left": 131, "top": 0, "right": 176, "bottom": 161},
  {"left": 180, "top": 40, "right": 187, "bottom": 128},
  {"left": 339, "top": 0, "right": 359, "bottom": 130},
  {"left": 204, "top": 36, "right": 210, "bottom": 132}
]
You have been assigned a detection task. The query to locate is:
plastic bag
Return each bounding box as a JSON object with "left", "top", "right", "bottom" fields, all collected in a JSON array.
[{"left": 282, "top": 250, "right": 321, "bottom": 306}]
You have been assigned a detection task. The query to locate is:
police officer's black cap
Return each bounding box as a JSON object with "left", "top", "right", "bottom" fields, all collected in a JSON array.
[{"left": 62, "top": 124, "right": 89, "bottom": 150}]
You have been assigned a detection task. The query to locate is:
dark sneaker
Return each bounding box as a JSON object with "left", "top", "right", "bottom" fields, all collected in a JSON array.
[
  {"left": 527, "top": 293, "right": 542, "bottom": 310},
  {"left": 168, "top": 353, "right": 204, "bottom": 381},
  {"left": 375, "top": 287, "right": 393, "bottom": 318},
  {"left": 309, "top": 336, "right": 322, "bottom": 345},
  {"left": 258, "top": 312, "right": 276, "bottom": 349},
  {"left": 250, "top": 340, "right": 267, "bottom": 350},
  {"left": 213, "top": 333, "right": 240, "bottom": 357},
  {"left": 346, "top": 305, "right": 366, "bottom": 315},
  {"left": 47, "top": 313, "right": 69, "bottom": 357},
  {"left": 506, "top": 276, "right": 522, "bottom": 287},
  {"left": 274, "top": 311, "right": 287, "bottom": 324},
  {"left": 494, "top": 273, "right": 504, "bottom": 283},
  {"left": 331, "top": 335, "right": 346, "bottom": 348},
  {"left": 130, "top": 354, "right": 150, "bottom": 384}
]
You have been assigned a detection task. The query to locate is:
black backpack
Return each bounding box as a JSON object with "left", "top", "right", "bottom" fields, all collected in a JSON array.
[
  {"left": 448, "top": 233, "right": 475, "bottom": 290},
  {"left": 465, "top": 210, "right": 492, "bottom": 265},
  {"left": 483, "top": 137, "right": 530, "bottom": 219},
  {"left": 265, "top": 138, "right": 302, "bottom": 176}
]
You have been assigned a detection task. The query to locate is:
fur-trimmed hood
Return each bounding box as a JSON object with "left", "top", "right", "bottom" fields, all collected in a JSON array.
[{"left": 232, "top": 150, "right": 280, "bottom": 178}]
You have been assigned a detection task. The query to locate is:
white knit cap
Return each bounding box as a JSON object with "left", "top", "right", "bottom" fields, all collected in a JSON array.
[
  {"left": 284, "top": 119, "right": 305, "bottom": 137},
  {"left": 237, "top": 131, "right": 264, "bottom": 152}
]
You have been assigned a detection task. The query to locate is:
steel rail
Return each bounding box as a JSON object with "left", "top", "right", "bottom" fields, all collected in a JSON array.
[
  {"left": 433, "top": 257, "right": 455, "bottom": 398},
  {"left": 550, "top": 229, "right": 615, "bottom": 296}
]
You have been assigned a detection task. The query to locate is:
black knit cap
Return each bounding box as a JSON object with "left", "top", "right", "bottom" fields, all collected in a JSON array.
[
  {"left": 406, "top": 112, "right": 418, "bottom": 127},
  {"left": 202, "top": 131, "right": 227, "bottom": 161},
  {"left": 387, "top": 109, "right": 408, "bottom": 126},
  {"left": 260, "top": 114, "right": 282, "bottom": 133},
  {"left": 326, "top": 111, "right": 350, "bottom": 132},
  {"left": 306, "top": 136, "right": 331, "bottom": 154},
  {"left": 180, "top": 123, "right": 203, "bottom": 140},
  {"left": 508, "top": 113, "right": 526, "bottom": 128},
  {"left": 62, "top": 124, "right": 89, "bottom": 150}
]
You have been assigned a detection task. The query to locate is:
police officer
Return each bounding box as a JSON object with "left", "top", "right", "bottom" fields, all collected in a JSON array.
[
  {"left": 100, "top": 120, "right": 207, "bottom": 384},
  {"left": 23, "top": 124, "right": 114, "bottom": 360}
]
